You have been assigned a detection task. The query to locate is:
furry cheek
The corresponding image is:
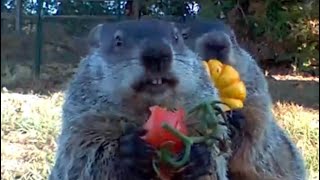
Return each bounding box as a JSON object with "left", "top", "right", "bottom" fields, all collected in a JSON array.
[{"left": 171, "top": 60, "right": 199, "bottom": 96}]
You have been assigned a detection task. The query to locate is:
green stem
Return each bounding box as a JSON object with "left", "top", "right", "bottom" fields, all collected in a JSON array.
[
  {"left": 160, "top": 123, "right": 195, "bottom": 168},
  {"left": 209, "top": 100, "right": 229, "bottom": 106},
  {"left": 160, "top": 123, "right": 207, "bottom": 168},
  {"left": 162, "top": 123, "right": 192, "bottom": 144},
  {"left": 162, "top": 141, "right": 191, "bottom": 168},
  {"left": 205, "top": 102, "right": 216, "bottom": 119},
  {"left": 152, "top": 160, "right": 161, "bottom": 177},
  {"left": 210, "top": 101, "right": 231, "bottom": 112},
  {"left": 157, "top": 100, "right": 228, "bottom": 168},
  {"left": 204, "top": 102, "right": 220, "bottom": 130},
  {"left": 214, "top": 106, "right": 228, "bottom": 121}
]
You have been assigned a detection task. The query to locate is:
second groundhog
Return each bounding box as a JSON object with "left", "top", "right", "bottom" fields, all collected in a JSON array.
[
  {"left": 177, "top": 19, "right": 306, "bottom": 180},
  {"left": 49, "top": 19, "right": 234, "bottom": 180}
]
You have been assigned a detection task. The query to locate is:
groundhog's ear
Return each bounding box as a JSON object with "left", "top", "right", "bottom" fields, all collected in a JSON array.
[{"left": 87, "top": 24, "right": 104, "bottom": 48}]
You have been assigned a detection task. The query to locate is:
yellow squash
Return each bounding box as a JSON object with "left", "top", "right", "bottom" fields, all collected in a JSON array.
[{"left": 203, "top": 59, "right": 246, "bottom": 110}]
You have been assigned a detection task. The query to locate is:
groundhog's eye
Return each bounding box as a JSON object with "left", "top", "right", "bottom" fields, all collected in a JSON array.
[
  {"left": 174, "top": 34, "right": 179, "bottom": 41},
  {"left": 181, "top": 32, "right": 188, "bottom": 39},
  {"left": 181, "top": 28, "right": 190, "bottom": 40},
  {"left": 173, "top": 33, "right": 180, "bottom": 43}
]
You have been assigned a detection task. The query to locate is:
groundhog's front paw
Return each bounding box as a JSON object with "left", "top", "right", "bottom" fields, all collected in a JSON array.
[
  {"left": 225, "top": 110, "right": 245, "bottom": 131},
  {"left": 119, "top": 127, "right": 156, "bottom": 179},
  {"left": 225, "top": 110, "right": 246, "bottom": 140},
  {"left": 173, "top": 143, "right": 213, "bottom": 180}
]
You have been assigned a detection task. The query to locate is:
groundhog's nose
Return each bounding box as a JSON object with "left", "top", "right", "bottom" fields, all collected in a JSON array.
[
  {"left": 196, "top": 31, "right": 231, "bottom": 62},
  {"left": 140, "top": 41, "right": 173, "bottom": 73}
]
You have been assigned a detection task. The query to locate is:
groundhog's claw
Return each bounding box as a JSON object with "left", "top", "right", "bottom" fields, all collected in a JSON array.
[
  {"left": 119, "top": 127, "right": 156, "bottom": 179},
  {"left": 224, "top": 110, "right": 246, "bottom": 141},
  {"left": 225, "top": 110, "right": 245, "bottom": 130},
  {"left": 173, "top": 143, "right": 213, "bottom": 180}
]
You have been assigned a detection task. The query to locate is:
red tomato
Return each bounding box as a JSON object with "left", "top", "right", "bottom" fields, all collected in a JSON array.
[
  {"left": 143, "top": 106, "right": 188, "bottom": 154},
  {"left": 159, "top": 164, "right": 175, "bottom": 180}
]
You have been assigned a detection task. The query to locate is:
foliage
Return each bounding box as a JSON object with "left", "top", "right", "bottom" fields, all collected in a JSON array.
[
  {"left": 1, "top": 0, "right": 318, "bottom": 73},
  {"left": 197, "top": 0, "right": 319, "bottom": 74}
]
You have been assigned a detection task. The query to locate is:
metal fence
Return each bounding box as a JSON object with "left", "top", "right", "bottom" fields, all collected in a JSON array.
[{"left": 1, "top": 0, "right": 189, "bottom": 80}]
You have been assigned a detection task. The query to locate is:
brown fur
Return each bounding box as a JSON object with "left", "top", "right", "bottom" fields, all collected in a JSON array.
[
  {"left": 176, "top": 19, "right": 306, "bottom": 180},
  {"left": 49, "top": 19, "right": 231, "bottom": 180}
]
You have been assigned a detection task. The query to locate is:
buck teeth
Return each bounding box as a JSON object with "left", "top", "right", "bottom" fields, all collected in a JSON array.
[{"left": 151, "top": 78, "right": 162, "bottom": 85}]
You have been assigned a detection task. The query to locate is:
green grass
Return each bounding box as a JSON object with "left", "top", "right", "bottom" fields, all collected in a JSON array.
[
  {"left": 1, "top": 92, "right": 63, "bottom": 180},
  {"left": 1, "top": 91, "right": 319, "bottom": 180}
]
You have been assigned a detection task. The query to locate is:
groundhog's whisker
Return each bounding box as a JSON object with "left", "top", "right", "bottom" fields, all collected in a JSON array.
[{"left": 173, "top": 58, "right": 194, "bottom": 66}]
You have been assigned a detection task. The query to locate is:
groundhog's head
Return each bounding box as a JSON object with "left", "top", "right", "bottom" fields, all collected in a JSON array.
[
  {"left": 176, "top": 19, "right": 250, "bottom": 75},
  {"left": 70, "top": 19, "right": 219, "bottom": 122}
]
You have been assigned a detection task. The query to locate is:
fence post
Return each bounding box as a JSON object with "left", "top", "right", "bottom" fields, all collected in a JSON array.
[
  {"left": 33, "top": 0, "right": 44, "bottom": 78},
  {"left": 117, "top": 0, "right": 121, "bottom": 20},
  {"left": 15, "top": 0, "right": 22, "bottom": 34},
  {"left": 133, "top": 0, "right": 140, "bottom": 19}
]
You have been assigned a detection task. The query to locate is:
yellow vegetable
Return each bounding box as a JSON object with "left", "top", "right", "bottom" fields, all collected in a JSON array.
[
  {"left": 220, "top": 81, "right": 246, "bottom": 101},
  {"left": 203, "top": 59, "right": 247, "bottom": 110},
  {"left": 215, "top": 65, "right": 240, "bottom": 89},
  {"left": 206, "top": 60, "right": 223, "bottom": 82},
  {"left": 220, "top": 97, "right": 244, "bottom": 109}
]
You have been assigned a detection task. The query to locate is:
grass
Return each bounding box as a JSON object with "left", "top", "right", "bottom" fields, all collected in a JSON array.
[{"left": 1, "top": 91, "right": 319, "bottom": 180}]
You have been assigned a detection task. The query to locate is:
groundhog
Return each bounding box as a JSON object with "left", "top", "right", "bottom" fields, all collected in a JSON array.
[
  {"left": 176, "top": 19, "right": 306, "bottom": 180},
  {"left": 49, "top": 19, "right": 233, "bottom": 180}
]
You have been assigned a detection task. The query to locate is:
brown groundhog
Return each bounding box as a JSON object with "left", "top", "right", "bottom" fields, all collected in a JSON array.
[
  {"left": 176, "top": 19, "right": 306, "bottom": 180},
  {"left": 49, "top": 19, "right": 235, "bottom": 180}
]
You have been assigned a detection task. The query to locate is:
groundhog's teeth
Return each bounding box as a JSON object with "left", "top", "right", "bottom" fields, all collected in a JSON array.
[
  {"left": 151, "top": 78, "right": 163, "bottom": 85},
  {"left": 152, "top": 79, "right": 158, "bottom": 84}
]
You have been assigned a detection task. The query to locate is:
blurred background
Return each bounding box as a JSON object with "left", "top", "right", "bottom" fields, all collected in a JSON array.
[{"left": 1, "top": 0, "right": 319, "bottom": 179}]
